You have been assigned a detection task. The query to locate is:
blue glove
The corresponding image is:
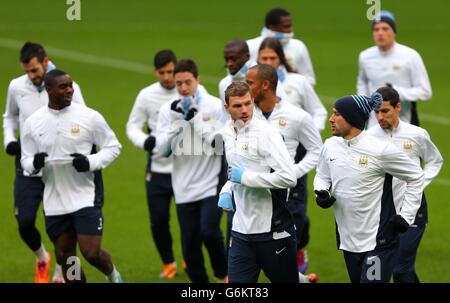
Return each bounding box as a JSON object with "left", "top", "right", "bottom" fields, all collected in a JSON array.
[
  {"left": 181, "top": 96, "right": 192, "bottom": 113},
  {"left": 218, "top": 192, "right": 234, "bottom": 212},
  {"left": 228, "top": 166, "right": 243, "bottom": 184},
  {"left": 277, "top": 67, "right": 286, "bottom": 82}
]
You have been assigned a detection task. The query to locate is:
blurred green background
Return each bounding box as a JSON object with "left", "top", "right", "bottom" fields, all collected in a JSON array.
[{"left": 0, "top": 0, "right": 448, "bottom": 282}]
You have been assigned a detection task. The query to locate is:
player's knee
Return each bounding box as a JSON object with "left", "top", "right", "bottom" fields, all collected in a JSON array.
[
  {"left": 80, "top": 248, "right": 101, "bottom": 263},
  {"left": 393, "top": 266, "right": 414, "bottom": 277},
  {"left": 17, "top": 215, "right": 36, "bottom": 230},
  {"left": 200, "top": 229, "right": 220, "bottom": 242},
  {"left": 55, "top": 249, "right": 65, "bottom": 264},
  {"left": 393, "top": 270, "right": 412, "bottom": 283},
  {"left": 17, "top": 219, "right": 39, "bottom": 240},
  {"left": 83, "top": 252, "right": 101, "bottom": 264},
  {"left": 54, "top": 247, "right": 70, "bottom": 264},
  {"left": 150, "top": 217, "right": 169, "bottom": 228}
]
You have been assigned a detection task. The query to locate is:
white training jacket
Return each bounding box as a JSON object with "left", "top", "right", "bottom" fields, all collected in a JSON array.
[
  {"left": 253, "top": 100, "right": 322, "bottom": 179},
  {"left": 153, "top": 88, "right": 224, "bottom": 204},
  {"left": 314, "top": 131, "right": 424, "bottom": 253},
  {"left": 367, "top": 120, "right": 443, "bottom": 212},
  {"left": 357, "top": 42, "right": 432, "bottom": 127},
  {"left": 221, "top": 118, "right": 297, "bottom": 235},
  {"left": 21, "top": 103, "right": 121, "bottom": 215},
  {"left": 3, "top": 74, "right": 85, "bottom": 149},
  {"left": 126, "top": 82, "right": 178, "bottom": 174},
  {"left": 278, "top": 70, "right": 327, "bottom": 132},
  {"left": 247, "top": 28, "right": 316, "bottom": 86}
]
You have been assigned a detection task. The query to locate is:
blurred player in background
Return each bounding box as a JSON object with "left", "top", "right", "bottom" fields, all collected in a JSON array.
[
  {"left": 257, "top": 37, "right": 326, "bottom": 132},
  {"left": 247, "top": 7, "right": 316, "bottom": 86},
  {"left": 2, "top": 42, "right": 85, "bottom": 283},
  {"left": 357, "top": 11, "right": 432, "bottom": 128},
  {"left": 153, "top": 59, "right": 228, "bottom": 283},
  {"left": 218, "top": 39, "right": 253, "bottom": 104},
  {"left": 21, "top": 69, "right": 122, "bottom": 283},
  {"left": 126, "top": 50, "right": 179, "bottom": 279},
  {"left": 367, "top": 86, "right": 443, "bottom": 283}
]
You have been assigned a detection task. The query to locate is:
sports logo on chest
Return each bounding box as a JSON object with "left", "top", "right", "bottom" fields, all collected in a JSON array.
[
  {"left": 284, "top": 86, "right": 294, "bottom": 96},
  {"left": 70, "top": 124, "right": 81, "bottom": 136},
  {"left": 278, "top": 118, "right": 288, "bottom": 128},
  {"left": 358, "top": 155, "right": 369, "bottom": 167},
  {"left": 241, "top": 143, "right": 249, "bottom": 152},
  {"left": 403, "top": 140, "right": 413, "bottom": 152},
  {"left": 392, "top": 63, "right": 401, "bottom": 72}
]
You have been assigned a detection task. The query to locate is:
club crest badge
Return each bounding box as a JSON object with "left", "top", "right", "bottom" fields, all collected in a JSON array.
[
  {"left": 71, "top": 124, "right": 80, "bottom": 135},
  {"left": 358, "top": 155, "right": 369, "bottom": 167},
  {"left": 279, "top": 118, "right": 287, "bottom": 127},
  {"left": 284, "top": 86, "right": 293, "bottom": 96},
  {"left": 242, "top": 143, "right": 249, "bottom": 152},
  {"left": 403, "top": 140, "right": 413, "bottom": 152}
]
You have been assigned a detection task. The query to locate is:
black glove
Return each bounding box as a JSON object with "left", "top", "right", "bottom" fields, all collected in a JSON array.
[
  {"left": 33, "top": 152, "right": 48, "bottom": 171},
  {"left": 6, "top": 141, "right": 21, "bottom": 156},
  {"left": 70, "top": 153, "right": 90, "bottom": 172},
  {"left": 185, "top": 107, "right": 198, "bottom": 121},
  {"left": 390, "top": 214, "right": 409, "bottom": 233},
  {"left": 144, "top": 135, "right": 156, "bottom": 152},
  {"left": 314, "top": 190, "right": 336, "bottom": 209},
  {"left": 170, "top": 99, "right": 184, "bottom": 114}
]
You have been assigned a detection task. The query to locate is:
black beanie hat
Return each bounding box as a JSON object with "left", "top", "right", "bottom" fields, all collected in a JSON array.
[
  {"left": 372, "top": 11, "right": 397, "bottom": 33},
  {"left": 334, "top": 93, "right": 383, "bottom": 130}
]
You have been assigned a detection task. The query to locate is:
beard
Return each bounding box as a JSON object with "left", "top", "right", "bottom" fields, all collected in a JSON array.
[
  {"left": 253, "top": 92, "right": 263, "bottom": 105},
  {"left": 31, "top": 76, "right": 44, "bottom": 86}
]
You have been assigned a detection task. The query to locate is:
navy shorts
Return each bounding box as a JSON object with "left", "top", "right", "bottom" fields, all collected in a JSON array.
[
  {"left": 14, "top": 173, "right": 44, "bottom": 223},
  {"left": 45, "top": 206, "right": 103, "bottom": 243},
  {"left": 228, "top": 234, "right": 299, "bottom": 283},
  {"left": 343, "top": 244, "right": 399, "bottom": 283}
]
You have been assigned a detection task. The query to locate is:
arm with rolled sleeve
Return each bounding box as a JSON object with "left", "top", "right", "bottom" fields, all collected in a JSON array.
[
  {"left": 86, "top": 112, "right": 121, "bottom": 171},
  {"left": 313, "top": 144, "right": 332, "bottom": 191},
  {"left": 294, "top": 113, "right": 323, "bottom": 178},
  {"left": 381, "top": 142, "right": 424, "bottom": 225},
  {"left": 240, "top": 127, "right": 297, "bottom": 189},
  {"left": 20, "top": 119, "right": 39, "bottom": 175},
  {"left": 3, "top": 81, "right": 19, "bottom": 148},
  {"left": 419, "top": 129, "right": 443, "bottom": 188},
  {"left": 126, "top": 93, "right": 150, "bottom": 149},
  {"left": 394, "top": 53, "right": 432, "bottom": 102}
]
